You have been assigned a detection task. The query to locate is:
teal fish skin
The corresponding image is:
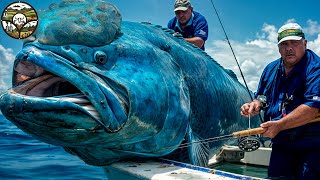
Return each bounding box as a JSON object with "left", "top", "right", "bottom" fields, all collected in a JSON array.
[{"left": 0, "top": 0, "right": 260, "bottom": 167}]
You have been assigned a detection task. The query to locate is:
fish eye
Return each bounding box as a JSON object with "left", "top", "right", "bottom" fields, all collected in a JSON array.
[{"left": 94, "top": 51, "right": 108, "bottom": 65}]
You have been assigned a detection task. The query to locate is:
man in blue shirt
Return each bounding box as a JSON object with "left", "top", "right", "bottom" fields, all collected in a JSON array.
[
  {"left": 167, "top": 0, "right": 208, "bottom": 50},
  {"left": 240, "top": 23, "right": 320, "bottom": 179}
]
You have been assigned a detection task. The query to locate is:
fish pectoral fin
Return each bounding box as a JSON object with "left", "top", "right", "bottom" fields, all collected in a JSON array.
[{"left": 187, "top": 127, "right": 210, "bottom": 167}]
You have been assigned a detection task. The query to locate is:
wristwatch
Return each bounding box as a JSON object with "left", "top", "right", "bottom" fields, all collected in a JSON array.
[{"left": 256, "top": 95, "right": 268, "bottom": 109}]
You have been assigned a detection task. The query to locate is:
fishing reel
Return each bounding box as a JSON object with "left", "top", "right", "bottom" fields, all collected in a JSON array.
[
  {"left": 237, "top": 135, "right": 261, "bottom": 152},
  {"left": 237, "top": 112, "right": 263, "bottom": 152}
]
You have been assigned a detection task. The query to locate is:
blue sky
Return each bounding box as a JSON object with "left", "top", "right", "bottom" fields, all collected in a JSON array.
[{"left": 1, "top": 0, "right": 320, "bottom": 92}]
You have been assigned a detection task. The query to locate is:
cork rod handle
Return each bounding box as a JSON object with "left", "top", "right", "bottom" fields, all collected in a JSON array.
[{"left": 232, "top": 114, "right": 320, "bottom": 138}]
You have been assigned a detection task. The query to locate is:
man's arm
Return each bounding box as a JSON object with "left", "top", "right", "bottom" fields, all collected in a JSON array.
[
  {"left": 260, "top": 104, "right": 319, "bottom": 138},
  {"left": 184, "top": 37, "right": 204, "bottom": 48},
  {"left": 189, "top": 14, "right": 208, "bottom": 49}
]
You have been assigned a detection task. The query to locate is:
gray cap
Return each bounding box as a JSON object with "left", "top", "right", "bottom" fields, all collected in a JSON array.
[{"left": 174, "top": 0, "right": 191, "bottom": 12}]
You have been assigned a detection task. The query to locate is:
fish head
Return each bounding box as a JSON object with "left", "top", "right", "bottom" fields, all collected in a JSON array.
[{"left": 0, "top": 0, "right": 190, "bottom": 165}]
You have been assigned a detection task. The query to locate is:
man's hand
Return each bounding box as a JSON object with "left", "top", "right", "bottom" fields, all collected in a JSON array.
[
  {"left": 240, "top": 100, "right": 262, "bottom": 118},
  {"left": 260, "top": 104, "right": 319, "bottom": 138},
  {"left": 260, "top": 120, "right": 283, "bottom": 138},
  {"left": 172, "top": 32, "right": 181, "bottom": 37}
]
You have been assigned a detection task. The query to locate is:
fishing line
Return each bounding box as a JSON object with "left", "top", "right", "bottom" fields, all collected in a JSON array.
[
  {"left": 176, "top": 134, "right": 232, "bottom": 149},
  {"left": 248, "top": 114, "right": 251, "bottom": 129},
  {"left": 209, "top": 0, "right": 263, "bottom": 123}
]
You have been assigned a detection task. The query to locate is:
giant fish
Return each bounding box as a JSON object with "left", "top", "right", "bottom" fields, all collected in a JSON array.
[{"left": 0, "top": 0, "right": 260, "bottom": 167}]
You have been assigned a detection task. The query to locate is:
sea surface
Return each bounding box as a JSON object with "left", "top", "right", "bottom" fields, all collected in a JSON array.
[
  {"left": 212, "top": 162, "right": 268, "bottom": 179},
  {"left": 0, "top": 114, "right": 107, "bottom": 180}
]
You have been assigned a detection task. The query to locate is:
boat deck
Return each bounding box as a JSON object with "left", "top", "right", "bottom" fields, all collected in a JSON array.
[
  {"left": 105, "top": 146, "right": 271, "bottom": 180},
  {"left": 106, "top": 159, "right": 267, "bottom": 180}
]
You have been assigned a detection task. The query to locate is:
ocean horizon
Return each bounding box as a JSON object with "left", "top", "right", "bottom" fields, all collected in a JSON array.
[{"left": 0, "top": 114, "right": 107, "bottom": 179}]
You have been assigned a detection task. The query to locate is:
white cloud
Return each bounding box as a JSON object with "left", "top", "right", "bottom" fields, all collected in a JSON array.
[
  {"left": 206, "top": 20, "right": 320, "bottom": 92},
  {"left": 256, "top": 23, "right": 278, "bottom": 42},
  {"left": 0, "top": 45, "right": 15, "bottom": 93},
  {"left": 308, "top": 34, "right": 320, "bottom": 55},
  {"left": 305, "top": 20, "right": 320, "bottom": 36}
]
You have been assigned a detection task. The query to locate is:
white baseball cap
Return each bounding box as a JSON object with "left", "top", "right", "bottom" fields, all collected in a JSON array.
[{"left": 277, "top": 23, "right": 305, "bottom": 44}]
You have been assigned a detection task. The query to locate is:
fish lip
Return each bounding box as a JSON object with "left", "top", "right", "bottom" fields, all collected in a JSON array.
[
  {"left": 0, "top": 91, "right": 105, "bottom": 146},
  {"left": 6, "top": 44, "right": 128, "bottom": 133},
  {"left": 0, "top": 91, "right": 101, "bottom": 129}
]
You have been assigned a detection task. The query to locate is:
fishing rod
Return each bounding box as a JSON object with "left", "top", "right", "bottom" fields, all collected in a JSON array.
[
  {"left": 209, "top": 0, "right": 252, "bottom": 101},
  {"left": 176, "top": 113, "right": 320, "bottom": 152},
  {"left": 208, "top": 0, "right": 264, "bottom": 123}
]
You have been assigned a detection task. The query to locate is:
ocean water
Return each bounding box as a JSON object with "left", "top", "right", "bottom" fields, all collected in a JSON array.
[
  {"left": 212, "top": 162, "right": 268, "bottom": 179},
  {"left": 0, "top": 114, "right": 107, "bottom": 180}
]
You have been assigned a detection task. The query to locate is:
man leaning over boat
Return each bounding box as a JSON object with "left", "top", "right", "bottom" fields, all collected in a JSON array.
[{"left": 167, "top": 0, "right": 208, "bottom": 50}]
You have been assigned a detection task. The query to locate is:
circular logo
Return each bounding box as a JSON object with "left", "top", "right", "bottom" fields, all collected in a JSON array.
[{"left": 1, "top": 1, "right": 38, "bottom": 39}]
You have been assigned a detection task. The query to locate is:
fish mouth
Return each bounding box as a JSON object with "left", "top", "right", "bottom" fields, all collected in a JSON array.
[
  {"left": 11, "top": 73, "right": 101, "bottom": 119},
  {"left": 3, "top": 45, "right": 129, "bottom": 133}
]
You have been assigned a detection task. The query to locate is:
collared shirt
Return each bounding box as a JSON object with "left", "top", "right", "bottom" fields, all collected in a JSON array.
[
  {"left": 175, "top": 13, "right": 195, "bottom": 32},
  {"left": 255, "top": 49, "right": 320, "bottom": 142},
  {"left": 256, "top": 49, "right": 320, "bottom": 121},
  {"left": 167, "top": 11, "right": 208, "bottom": 50}
]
